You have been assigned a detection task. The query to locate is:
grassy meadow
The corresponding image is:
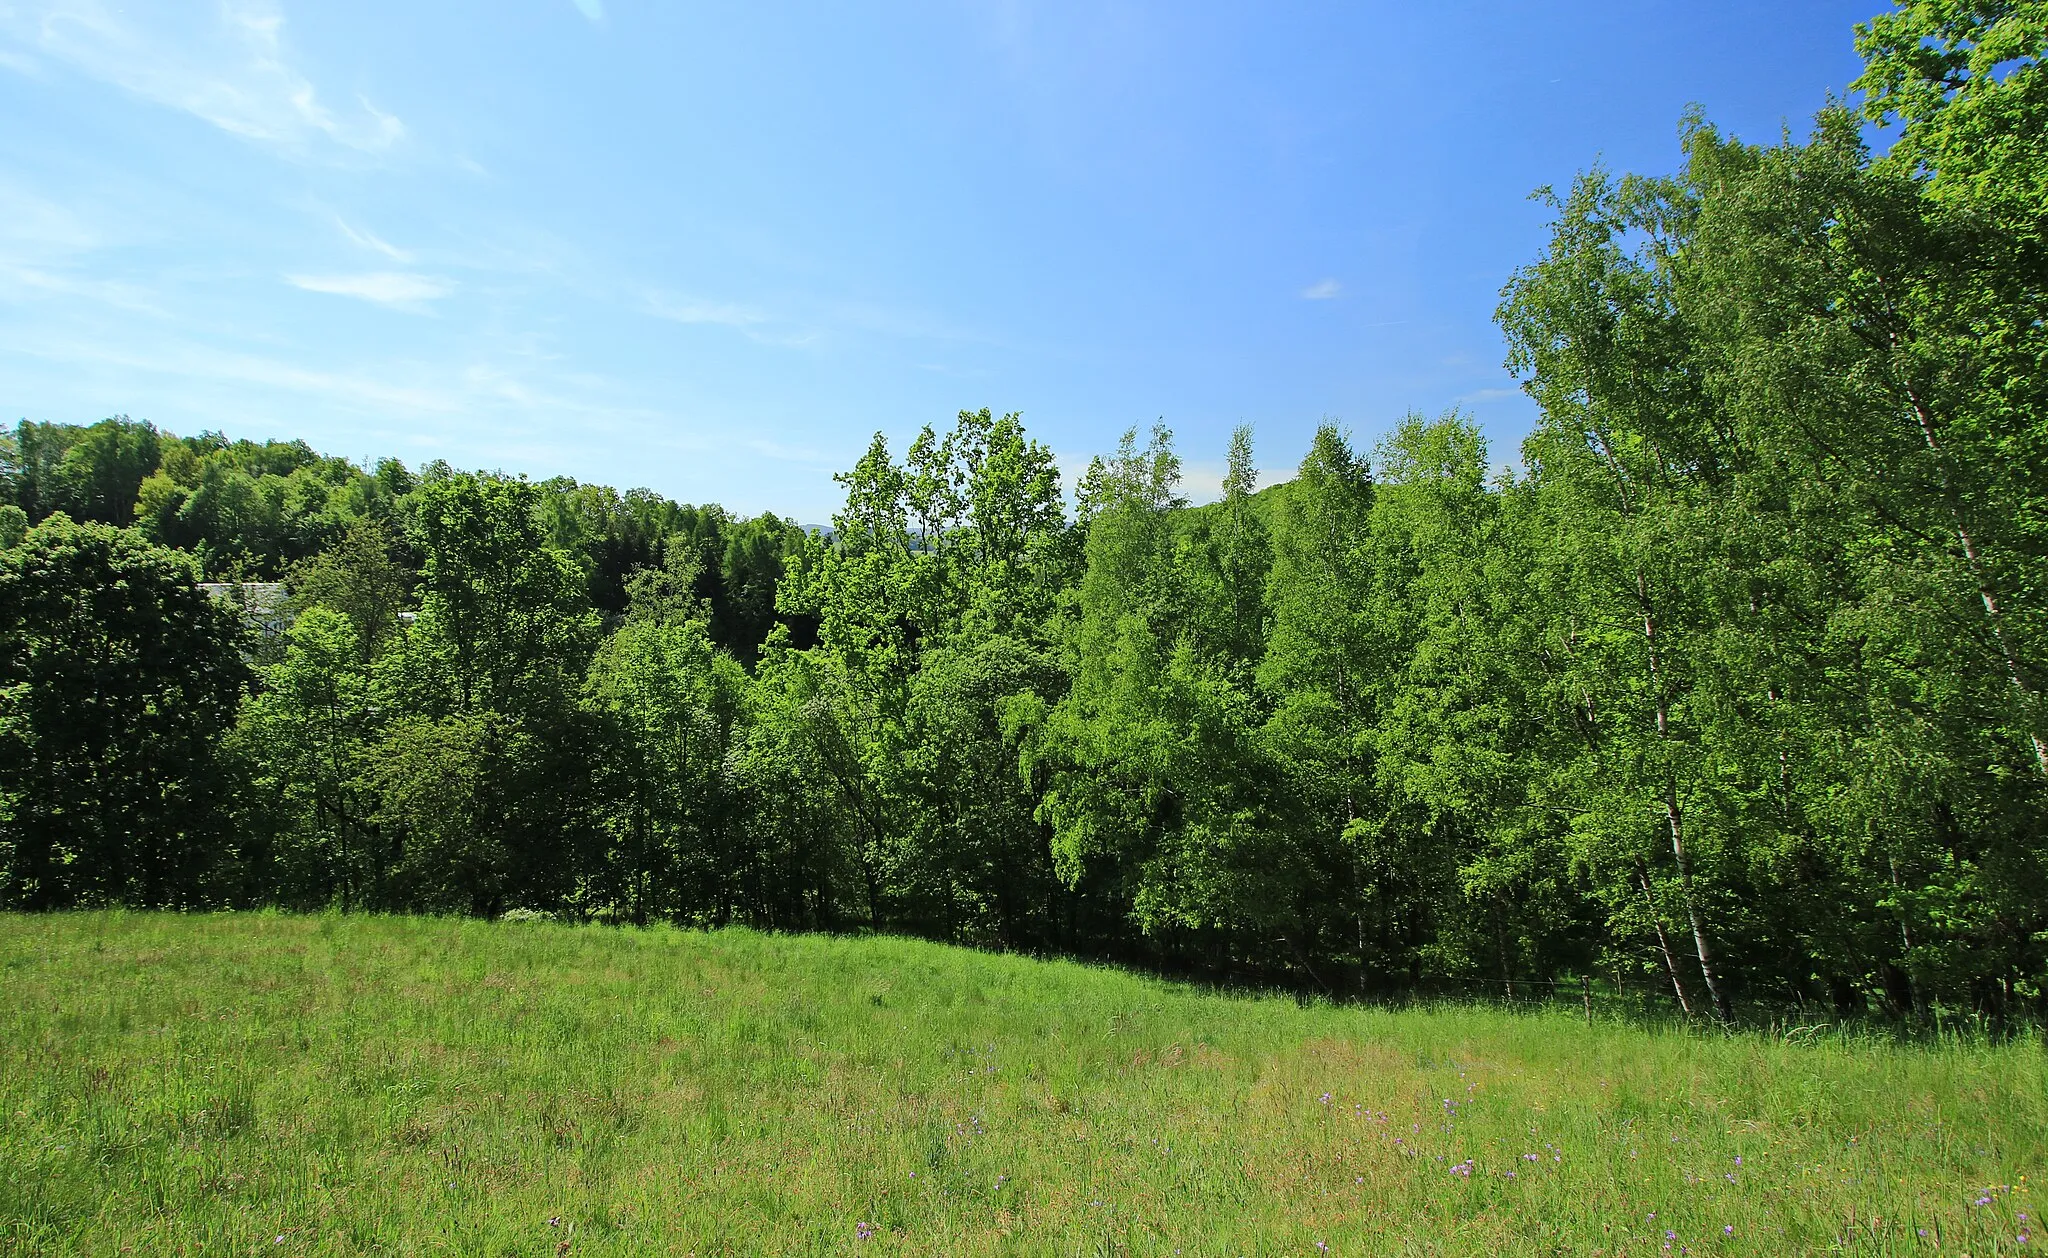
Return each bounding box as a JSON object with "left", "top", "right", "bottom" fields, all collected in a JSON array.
[{"left": 1, "top": 913, "right": 2041, "bottom": 1256}]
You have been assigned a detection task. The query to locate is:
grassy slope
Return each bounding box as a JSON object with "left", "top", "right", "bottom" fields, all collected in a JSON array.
[{"left": 1, "top": 913, "right": 2041, "bottom": 1256}]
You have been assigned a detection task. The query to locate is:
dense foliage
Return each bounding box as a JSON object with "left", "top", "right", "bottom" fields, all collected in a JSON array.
[{"left": 2, "top": 3, "right": 2043, "bottom": 1018}]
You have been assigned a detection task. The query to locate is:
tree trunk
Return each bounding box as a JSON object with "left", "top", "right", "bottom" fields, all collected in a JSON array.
[
  {"left": 1639, "top": 571, "right": 1731, "bottom": 1020},
  {"left": 1638, "top": 868, "right": 1694, "bottom": 1017},
  {"left": 1495, "top": 904, "right": 1516, "bottom": 998},
  {"left": 1356, "top": 857, "right": 1368, "bottom": 1001},
  {"left": 1666, "top": 788, "right": 1731, "bottom": 1021},
  {"left": 1899, "top": 378, "right": 2048, "bottom": 775}
]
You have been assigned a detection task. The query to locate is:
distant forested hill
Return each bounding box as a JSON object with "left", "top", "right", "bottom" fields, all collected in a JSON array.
[
  {"left": 0, "top": 417, "right": 809, "bottom": 656},
  {"left": 4, "top": 1, "right": 2046, "bottom": 1022}
]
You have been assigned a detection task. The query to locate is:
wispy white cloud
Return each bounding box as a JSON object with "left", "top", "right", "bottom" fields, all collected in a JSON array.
[
  {"left": 644, "top": 292, "right": 766, "bottom": 329},
  {"left": 334, "top": 218, "right": 412, "bottom": 262},
  {"left": 0, "top": 264, "right": 165, "bottom": 315},
  {"left": 286, "top": 271, "right": 452, "bottom": 306},
  {"left": 192, "top": 350, "right": 462, "bottom": 414},
  {"left": 3, "top": 0, "right": 404, "bottom": 156},
  {"left": 0, "top": 182, "right": 161, "bottom": 312},
  {"left": 643, "top": 291, "right": 828, "bottom": 347},
  {"left": 642, "top": 286, "right": 994, "bottom": 352},
  {"left": 568, "top": 0, "right": 605, "bottom": 23},
  {"left": 1457, "top": 386, "right": 1518, "bottom": 403},
  {"left": 815, "top": 296, "right": 992, "bottom": 345},
  {"left": 5, "top": 331, "right": 692, "bottom": 435},
  {"left": 12, "top": 334, "right": 469, "bottom": 414},
  {"left": 1300, "top": 277, "right": 1342, "bottom": 300},
  {"left": 0, "top": 182, "right": 101, "bottom": 257}
]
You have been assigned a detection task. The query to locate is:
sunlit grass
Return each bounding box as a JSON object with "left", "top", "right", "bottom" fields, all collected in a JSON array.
[{"left": 1, "top": 911, "right": 2040, "bottom": 1255}]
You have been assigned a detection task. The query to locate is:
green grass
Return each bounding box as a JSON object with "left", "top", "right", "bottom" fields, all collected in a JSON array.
[{"left": 1, "top": 913, "right": 2041, "bottom": 1256}]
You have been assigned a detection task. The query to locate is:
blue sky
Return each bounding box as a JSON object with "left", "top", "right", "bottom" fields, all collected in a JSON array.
[{"left": 2, "top": 1, "right": 1880, "bottom": 521}]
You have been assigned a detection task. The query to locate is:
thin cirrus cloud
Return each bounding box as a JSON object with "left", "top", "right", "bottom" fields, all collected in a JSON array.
[
  {"left": 0, "top": 0, "right": 404, "bottom": 155},
  {"left": 643, "top": 292, "right": 767, "bottom": 329},
  {"left": 0, "top": 182, "right": 101, "bottom": 258},
  {"left": 3, "top": 265, "right": 165, "bottom": 316},
  {"left": 568, "top": 0, "right": 605, "bottom": 23},
  {"left": 287, "top": 272, "right": 452, "bottom": 307},
  {"left": 1300, "top": 278, "right": 1342, "bottom": 300},
  {"left": 334, "top": 218, "right": 412, "bottom": 262},
  {"left": 13, "top": 329, "right": 681, "bottom": 442},
  {"left": 643, "top": 294, "right": 827, "bottom": 349}
]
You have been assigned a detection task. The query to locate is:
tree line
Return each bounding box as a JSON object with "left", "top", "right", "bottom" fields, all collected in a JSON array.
[{"left": 2, "top": 3, "right": 2043, "bottom": 1019}]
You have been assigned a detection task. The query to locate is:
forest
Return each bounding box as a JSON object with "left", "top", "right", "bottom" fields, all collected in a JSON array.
[{"left": 3, "top": 4, "right": 2044, "bottom": 1022}]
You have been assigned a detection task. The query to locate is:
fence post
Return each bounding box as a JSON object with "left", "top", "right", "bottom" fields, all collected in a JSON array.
[{"left": 1582, "top": 974, "right": 1592, "bottom": 1026}]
